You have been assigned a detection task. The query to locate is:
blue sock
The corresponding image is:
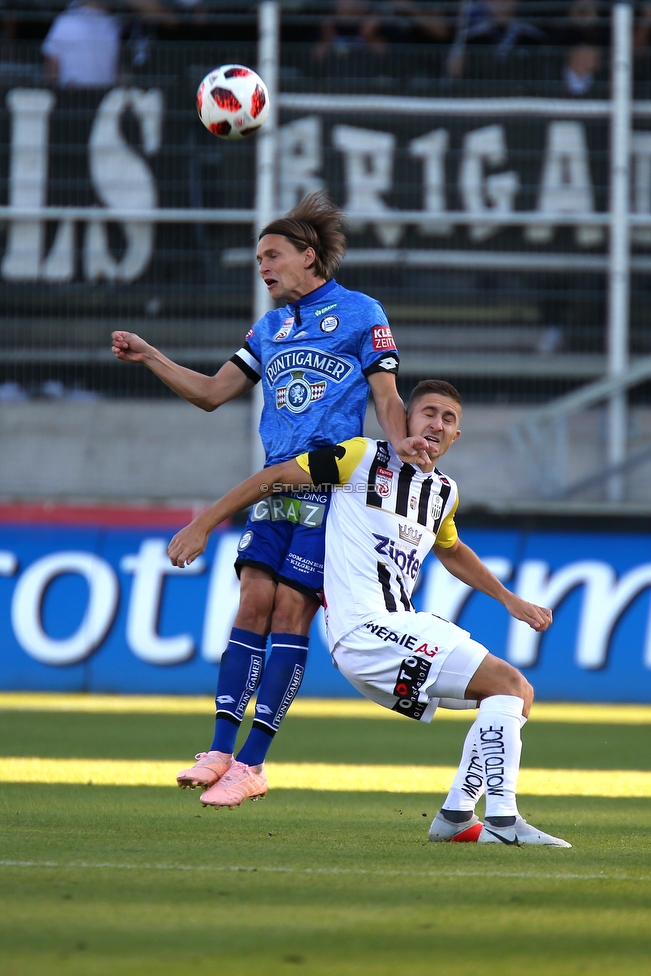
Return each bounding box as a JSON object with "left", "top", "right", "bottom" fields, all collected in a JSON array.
[
  {"left": 210, "top": 627, "right": 266, "bottom": 754},
  {"left": 236, "top": 633, "right": 309, "bottom": 767}
]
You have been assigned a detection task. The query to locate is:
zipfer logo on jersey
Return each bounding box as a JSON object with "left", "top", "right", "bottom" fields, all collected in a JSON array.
[{"left": 373, "top": 534, "right": 421, "bottom": 579}]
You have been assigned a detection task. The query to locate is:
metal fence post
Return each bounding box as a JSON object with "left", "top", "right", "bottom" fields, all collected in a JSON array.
[
  {"left": 251, "top": 0, "right": 279, "bottom": 474},
  {"left": 606, "top": 2, "right": 633, "bottom": 502}
]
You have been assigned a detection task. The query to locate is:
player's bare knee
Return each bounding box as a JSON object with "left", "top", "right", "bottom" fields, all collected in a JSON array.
[
  {"left": 508, "top": 671, "right": 534, "bottom": 716},
  {"left": 235, "top": 588, "right": 273, "bottom": 634},
  {"left": 466, "top": 654, "right": 532, "bottom": 714},
  {"left": 497, "top": 663, "right": 531, "bottom": 707},
  {"left": 271, "top": 585, "right": 316, "bottom": 635},
  {"left": 234, "top": 599, "right": 271, "bottom": 633}
]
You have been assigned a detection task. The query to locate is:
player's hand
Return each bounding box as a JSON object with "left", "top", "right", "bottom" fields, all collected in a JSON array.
[
  {"left": 393, "top": 436, "right": 431, "bottom": 467},
  {"left": 503, "top": 593, "right": 553, "bottom": 631},
  {"left": 111, "top": 331, "right": 152, "bottom": 363},
  {"left": 168, "top": 523, "right": 209, "bottom": 568}
]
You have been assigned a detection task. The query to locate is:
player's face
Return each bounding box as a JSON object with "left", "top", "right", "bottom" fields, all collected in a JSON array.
[
  {"left": 408, "top": 394, "right": 461, "bottom": 462},
  {"left": 256, "top": 234, "right": 319, "bottom": 303}
]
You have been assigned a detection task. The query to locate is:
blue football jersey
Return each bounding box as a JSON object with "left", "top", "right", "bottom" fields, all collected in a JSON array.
[{"left": 230, "top": 279, "right": 400, "bottom": 465}]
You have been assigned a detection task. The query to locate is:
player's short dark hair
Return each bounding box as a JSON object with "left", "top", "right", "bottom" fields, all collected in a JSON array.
[
  {"left": 259, "top": 191, "right": 347, "bottom": 280},
  {"left": 407, "top": 380, "right": 463, "bottom": 413}
]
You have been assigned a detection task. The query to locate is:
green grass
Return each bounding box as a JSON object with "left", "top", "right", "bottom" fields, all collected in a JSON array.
[
  {"left": 1, "top": 709, "right": 651, "bottom": 976},
  {"left": 2, "top": 710, "right": 649, "bottom": 769}
]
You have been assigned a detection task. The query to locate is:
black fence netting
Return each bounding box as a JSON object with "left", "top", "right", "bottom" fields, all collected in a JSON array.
[{"left": 0, "top": 4, "right": 649, "bottom": 404}]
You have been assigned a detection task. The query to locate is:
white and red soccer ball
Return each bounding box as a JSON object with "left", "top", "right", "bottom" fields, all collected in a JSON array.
[{"left": 196, "top": 64, "right": 270, "bottom": 140}]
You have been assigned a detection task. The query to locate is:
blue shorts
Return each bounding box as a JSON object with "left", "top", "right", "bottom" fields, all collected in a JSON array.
[{"left": 234, "top": 489, "right": 330, "bottom": 601}]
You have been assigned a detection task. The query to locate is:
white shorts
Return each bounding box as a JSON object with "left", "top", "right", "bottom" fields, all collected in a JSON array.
[{"left": 332, "top": 611, "right": 487, "bottom": 723}]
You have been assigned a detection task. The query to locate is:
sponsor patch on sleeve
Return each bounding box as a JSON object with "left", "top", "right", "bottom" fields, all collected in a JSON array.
[
  {"left": 245, "top": 328, "right": 255, "bottom": 340},
  {"left": 372, "top": 325, "right": 397, "bottom": 351}
]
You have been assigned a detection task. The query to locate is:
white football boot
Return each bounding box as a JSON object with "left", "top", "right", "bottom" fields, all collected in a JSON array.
[{"left": 478, "top": 816, "right": 571, "bottom": 848}]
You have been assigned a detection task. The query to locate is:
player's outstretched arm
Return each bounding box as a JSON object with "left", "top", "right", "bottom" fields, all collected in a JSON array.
[
  {"left": 168, "top": 459, "right": 310, "bottom": 568},
  {"left": 111, "top": 331, "right": 254, "bottom": 410},
  {"left": 367, "top": 373, "right": 430, "bottom": 466},
  {"left": 433, "top": 539, "right": 552, "bottom": 632}
]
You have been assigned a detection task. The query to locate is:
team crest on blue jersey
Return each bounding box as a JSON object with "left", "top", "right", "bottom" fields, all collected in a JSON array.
[
  {"left": 319, "top": 315, "right": 339, "bottom": 334},
  {"left": 273, "top": 318, "right": 294, "bottom": 341},
  {"left": 276, "top": 371, "right": 326, "bottom": 413}
]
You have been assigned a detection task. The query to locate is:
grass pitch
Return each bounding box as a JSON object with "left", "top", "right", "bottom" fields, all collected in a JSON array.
[{"left": 1, "top": 700, "right": 650, "bottom": 976}]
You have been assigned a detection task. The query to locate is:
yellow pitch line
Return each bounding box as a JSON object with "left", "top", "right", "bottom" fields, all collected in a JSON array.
[
  {"left": 1, "top": 693, "right": 651, "bottom": 724},
  {"left": 3, "top": 758, "right": 651, "bottom": 797}
]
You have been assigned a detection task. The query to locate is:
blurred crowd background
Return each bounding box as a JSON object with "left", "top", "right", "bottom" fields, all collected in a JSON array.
[{"left": 0, "top": 2, "right": 648, "bottom": 96}]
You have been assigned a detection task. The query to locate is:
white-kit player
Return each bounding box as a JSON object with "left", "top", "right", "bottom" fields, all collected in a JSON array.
[{"left": 168, "top": 379, "right": 571, "bottom": 847}]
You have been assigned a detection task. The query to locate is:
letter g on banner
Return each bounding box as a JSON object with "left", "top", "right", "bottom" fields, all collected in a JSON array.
[{"left": 11, "top": 552, "right": 119, "bottom": 665}]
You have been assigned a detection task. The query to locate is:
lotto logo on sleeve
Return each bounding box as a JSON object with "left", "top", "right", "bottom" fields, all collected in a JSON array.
[{"left": 372, "top": 326, "right": 397, "bottom": 351}]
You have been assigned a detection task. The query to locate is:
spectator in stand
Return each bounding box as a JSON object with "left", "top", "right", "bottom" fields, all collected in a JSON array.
[
  {"left": 313, "top": 0, "right": 386, "bottom": 59},
  {"left": 634, "top": 3, "right": 651, "bottom": 52},
  {"left": 558, "top": 0, "right": 604, "bottom": 96},
  {"left": 42, "top": 0, "right": 121, "bottom": 87},
  {"left": 388, "top": 1, "right": 451, "bottom": 44},
  {"left": 446, "top": 0, "right": 546, "bottom": 79}
]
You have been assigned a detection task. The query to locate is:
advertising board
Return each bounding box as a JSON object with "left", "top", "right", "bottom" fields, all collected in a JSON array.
[{"left": 2, "top": 512, "right": 651, "bottom": 702}]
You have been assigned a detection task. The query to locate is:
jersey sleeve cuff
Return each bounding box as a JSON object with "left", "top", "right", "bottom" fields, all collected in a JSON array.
[{"left": 231, "top": 347, "right": 262, "bottom": 384}]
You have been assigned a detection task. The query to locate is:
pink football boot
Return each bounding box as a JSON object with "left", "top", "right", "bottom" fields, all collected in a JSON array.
[
  {"left": 176, "top": 751, "right": 233, "bottom": 789},
  {"left": 200, "top": 760, "right": 268, "bottom": 809}
]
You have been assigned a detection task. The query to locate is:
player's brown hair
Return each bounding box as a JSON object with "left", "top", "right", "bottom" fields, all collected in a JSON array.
[
  {"left": 407, "top": 379, "right": 463, "bottom": 413},
  {"left": 259, "top": 191, "right": 347, "bottom": 280}
]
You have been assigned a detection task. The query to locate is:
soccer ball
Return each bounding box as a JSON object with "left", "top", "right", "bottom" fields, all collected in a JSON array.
[{"left": 196, "top": 64, "right": 269, "bottom": 140}]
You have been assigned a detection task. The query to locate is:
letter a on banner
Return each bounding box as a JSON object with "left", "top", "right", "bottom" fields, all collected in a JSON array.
[{"left": 526, "top": 121, "right": 603, "bottom": 247}]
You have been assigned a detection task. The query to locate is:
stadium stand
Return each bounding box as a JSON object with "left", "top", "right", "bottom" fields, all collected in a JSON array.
[{"left": 1, "top": 2, "right": 650, "bottom": 506}]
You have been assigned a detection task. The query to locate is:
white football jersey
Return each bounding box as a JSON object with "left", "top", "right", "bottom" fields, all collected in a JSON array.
[{"left": 296, "top": 437, "right": 459, "bottom": 649}]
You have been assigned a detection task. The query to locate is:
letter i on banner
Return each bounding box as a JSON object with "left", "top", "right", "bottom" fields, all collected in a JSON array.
[
  {"left": 409, "top": 129, "right": 452, "bottom": 236},
  {"left": 2, "top": 89, "right": 74, "bottom": 281}
]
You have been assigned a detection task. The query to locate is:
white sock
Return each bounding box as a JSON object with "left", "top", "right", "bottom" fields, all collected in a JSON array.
[
  {"left": 476, "top": 695, "right": 524, "bottom": 819},
  {"left": 442, "top": 721, "right": 484, "bottom": 812}
]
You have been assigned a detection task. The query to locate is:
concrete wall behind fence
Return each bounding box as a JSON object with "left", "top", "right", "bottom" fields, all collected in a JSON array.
[
  {"left": 3, "top": 401, "right": 651, "bottom": 506},
  {"left": 0, "top": 401, "right": 251, "bottom": 503}
]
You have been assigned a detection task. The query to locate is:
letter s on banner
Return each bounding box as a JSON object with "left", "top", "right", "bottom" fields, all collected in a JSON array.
[
  {"left": 11, "top": 552, "right": 118, "bottom": 665},
  {"left": 85, "top": 87, "right": 162, "bottom": 283}
]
